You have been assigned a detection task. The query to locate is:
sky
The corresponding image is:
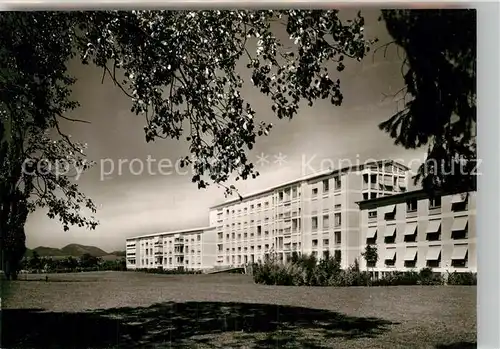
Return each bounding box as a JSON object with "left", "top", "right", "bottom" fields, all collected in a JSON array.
[{"left": 25, "top": 9, "right": 426, "bottom": 252}]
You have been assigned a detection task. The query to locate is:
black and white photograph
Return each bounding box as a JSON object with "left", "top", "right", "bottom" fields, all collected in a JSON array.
[{"left": 1, "top": 8, "right": 478, "bottom": 348}]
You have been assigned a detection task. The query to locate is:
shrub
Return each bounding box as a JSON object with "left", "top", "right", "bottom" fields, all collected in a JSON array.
[
  {"left": 252, "top": 254, "right": 469, "bottom": 287},
  {"left": 418, "top": 268, "right": 444, "bottom": 285},
  {"left": 447, "top": 271, "right": 477, "bottom": 285}
]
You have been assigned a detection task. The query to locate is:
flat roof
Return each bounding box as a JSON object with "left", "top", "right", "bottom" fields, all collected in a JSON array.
[
  {"left": 126, "top": 226, "right": 214, "bottom": 240},
  {"left": 210, "top": 159, "right": 410, "bottom": 209}
]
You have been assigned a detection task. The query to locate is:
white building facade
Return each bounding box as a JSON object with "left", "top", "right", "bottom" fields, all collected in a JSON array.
[
  {"left": 125, "top": 227, "right": 217, "bottom": 271},
  {"left": 208, "top": 160, "right": 409, "bottom": 269},
  {"left": 357, "top": 190, "right": 477, "bottom": 275}
]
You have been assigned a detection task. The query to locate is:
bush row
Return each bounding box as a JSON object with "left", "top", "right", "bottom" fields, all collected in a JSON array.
[{"left": 252, "top": 254, "right": 476, "bottom": 287}]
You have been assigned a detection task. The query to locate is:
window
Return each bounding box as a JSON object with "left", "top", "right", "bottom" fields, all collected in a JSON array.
[
  {"left": 250, "top": 204, "right": 254, "bottom": 210},
  {"left": 279, "top": 192, "right": 284, "bottom": 201},
  {"left": 311, "top": 216, "right": 318, "bottom": 230},
  {"left": 385, "top": 251, "right": 396, "bottom": 267},
  {"left": 429, "top": 196, "right": 442, "bottom": 209},
  {"left": 404, "top": 260, "right": 417, "bottom": 268},
  {"left": 218, "top": 232, "right": 223, "bottom": 239},
  {"left": 334, "top": 204, "right": 341, "bottom": 210},
  {"left": 363, "top": 173, "right": 369, "bottom": 184},
  {"left": 334, "top": 213, "right": 341, "bottom": 227},
  {"left": 323, "top": 250, "right": 330, "bottom": 259},
  {"left": 334, "top": 177, "right": 341, "bottom": 190},
  {"left": 312, "top": 188, "right": 318, "bottom": 197},
  {"left": 404, "top": 223, "right": 418, "bottom": 242},
  {"left": 370, "top": 193, "right": 377, "bottom": 199},
  {"left": 406, "top": 198, "right": 418, "bottom": 212},
  {"left": 451, "top": 254, "right": 468, "bottom": 268},
  {"left": 451, "top": 194, "right": 469, "bottom": 212},
  {"left": 426, "top": 258, "right": 441, "bottom": 268},
  {"left": 452, "top": 229, "right": 468, "bottom": 240},
  {"left": 323, "top": 214, "right": 329, "bottom": 229},
  {"left": 312, "top": 239, "right": 318, "bottom": 247},
  {"left": 257, "top": 225, "right": 262, "bottom": 234},
  {"left": 323, "top": 239, "right": 329, "bottom": 246},
  {"left": 292, "top": 187, "right": 298, "bottom": 199},
  {"left": 257, "top": 203, "right": 261, "bottom": 208},
  {"left": 368, "top": 210, "right": 377, "bottom": 219},
  {"left": 366, "top": 227, "right": 377, "bottom": 245},
  {"left": 426, "top": 226, "right": 441, "bottom": 241},
  {"left": 334, "top": 250, "right": 341, "bottom": 263},
  {"left": 384, "top": 234, "right": 396, "bottom": 244},
  {"left": 334, "top": 231, "right": 341, "bottom": 244},
  {"left": 323, "top": 179, "right": 329, "bottom": 193},
  {"left": 384, "top": 206, "right": 396, "bottom": 220}
]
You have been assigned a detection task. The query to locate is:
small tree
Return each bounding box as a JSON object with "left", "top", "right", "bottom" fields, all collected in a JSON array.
[
  {"left": 361, "top": 244, "right": 379, "bottom": 286},
  {"left": 28, "top": 251, "right": 42, "bottom": 273}
]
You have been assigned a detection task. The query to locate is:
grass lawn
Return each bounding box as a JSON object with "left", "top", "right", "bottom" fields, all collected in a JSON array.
[{"left": 2, "top": 271, "right": 476, "bottom": 348}]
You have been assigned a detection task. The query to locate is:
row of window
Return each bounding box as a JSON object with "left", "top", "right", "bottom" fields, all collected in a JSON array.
[
  {"left": 311, "top": 213, "right": 341, "bottom": 229},
  {"left": 219, "top": 204, "right": 343, "bottom": 226},
  {"left": 217, "top": 179, "right": 344, "bottom": 218},
  {"left": 312, "top": 177, "right": 342, "bottom": 196},
  {"left": 366, "top": 218, "right": 469, "bottom": 244},
  {"left": 368, "top": 194, "right": 469, "bottom": 220},
  {"left": 369, "top": 245, "right": 469, "bottom": 269},
  {"left": 137, "top": 235, "right": 202, "bottom": 246},
  {"left": 216, "top": 233, "right": 344, "bottom": 252},
  {"left": 219, "top": 249, "right": 343, "bottom": 264},
  {"left": 136, "top": 257, "right": 203, "bottom": 266}
]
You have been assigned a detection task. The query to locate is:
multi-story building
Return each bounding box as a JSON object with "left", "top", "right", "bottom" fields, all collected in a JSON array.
[
  {"left": 208, "top": 159, "right": 409, "bottom": 269},
  {"left": 125, "top": 227, "right": 217, "bottom": 271},
  {"left": 357, "top": 189, "right": 476, "bottom": 275}
]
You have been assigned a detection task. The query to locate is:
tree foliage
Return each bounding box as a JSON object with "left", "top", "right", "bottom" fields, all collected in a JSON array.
[
  {"left": 361, "top": 244, "right": 378, "bottom": 268},
  {"left": 1, "top": 12, "right": 98, "bottom": 237},
  {"left": 1, "top": 10, "right": 370, "bottom": 225},
  {"left": 379, "top": 9, "right": 476, "bottom": 195},
  {"left": 75, "top": 10, "right": 370, "bottom": 191}
]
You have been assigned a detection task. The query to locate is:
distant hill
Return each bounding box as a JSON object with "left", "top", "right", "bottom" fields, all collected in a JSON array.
[
  {"left": 110, "top": 250, "right": 126, "bottom": 257},
  {"left": 32, "top": 246, "right": 67, "bottom": 257},
  {"left": 61, "top": 244, "right": 108, "bottom": 257},
  {"left": 24, "top": 244, "right": 122, "bottom": 258}
]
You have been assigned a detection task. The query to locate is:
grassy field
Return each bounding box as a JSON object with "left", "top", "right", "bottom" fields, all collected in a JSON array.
[{"left": 2, "top": 271, "right": 476, "bottom": 348}]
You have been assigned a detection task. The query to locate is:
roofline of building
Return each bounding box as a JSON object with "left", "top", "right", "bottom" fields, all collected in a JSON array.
[
  {"left": 356, "top": 188, "right": 474, "bottom": 210},
  {"left": 126, "top": 226, "right": 215, "bottom": 240},
  {"left": 209, "top": 159, "right": 410, "bottom": 209}
]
